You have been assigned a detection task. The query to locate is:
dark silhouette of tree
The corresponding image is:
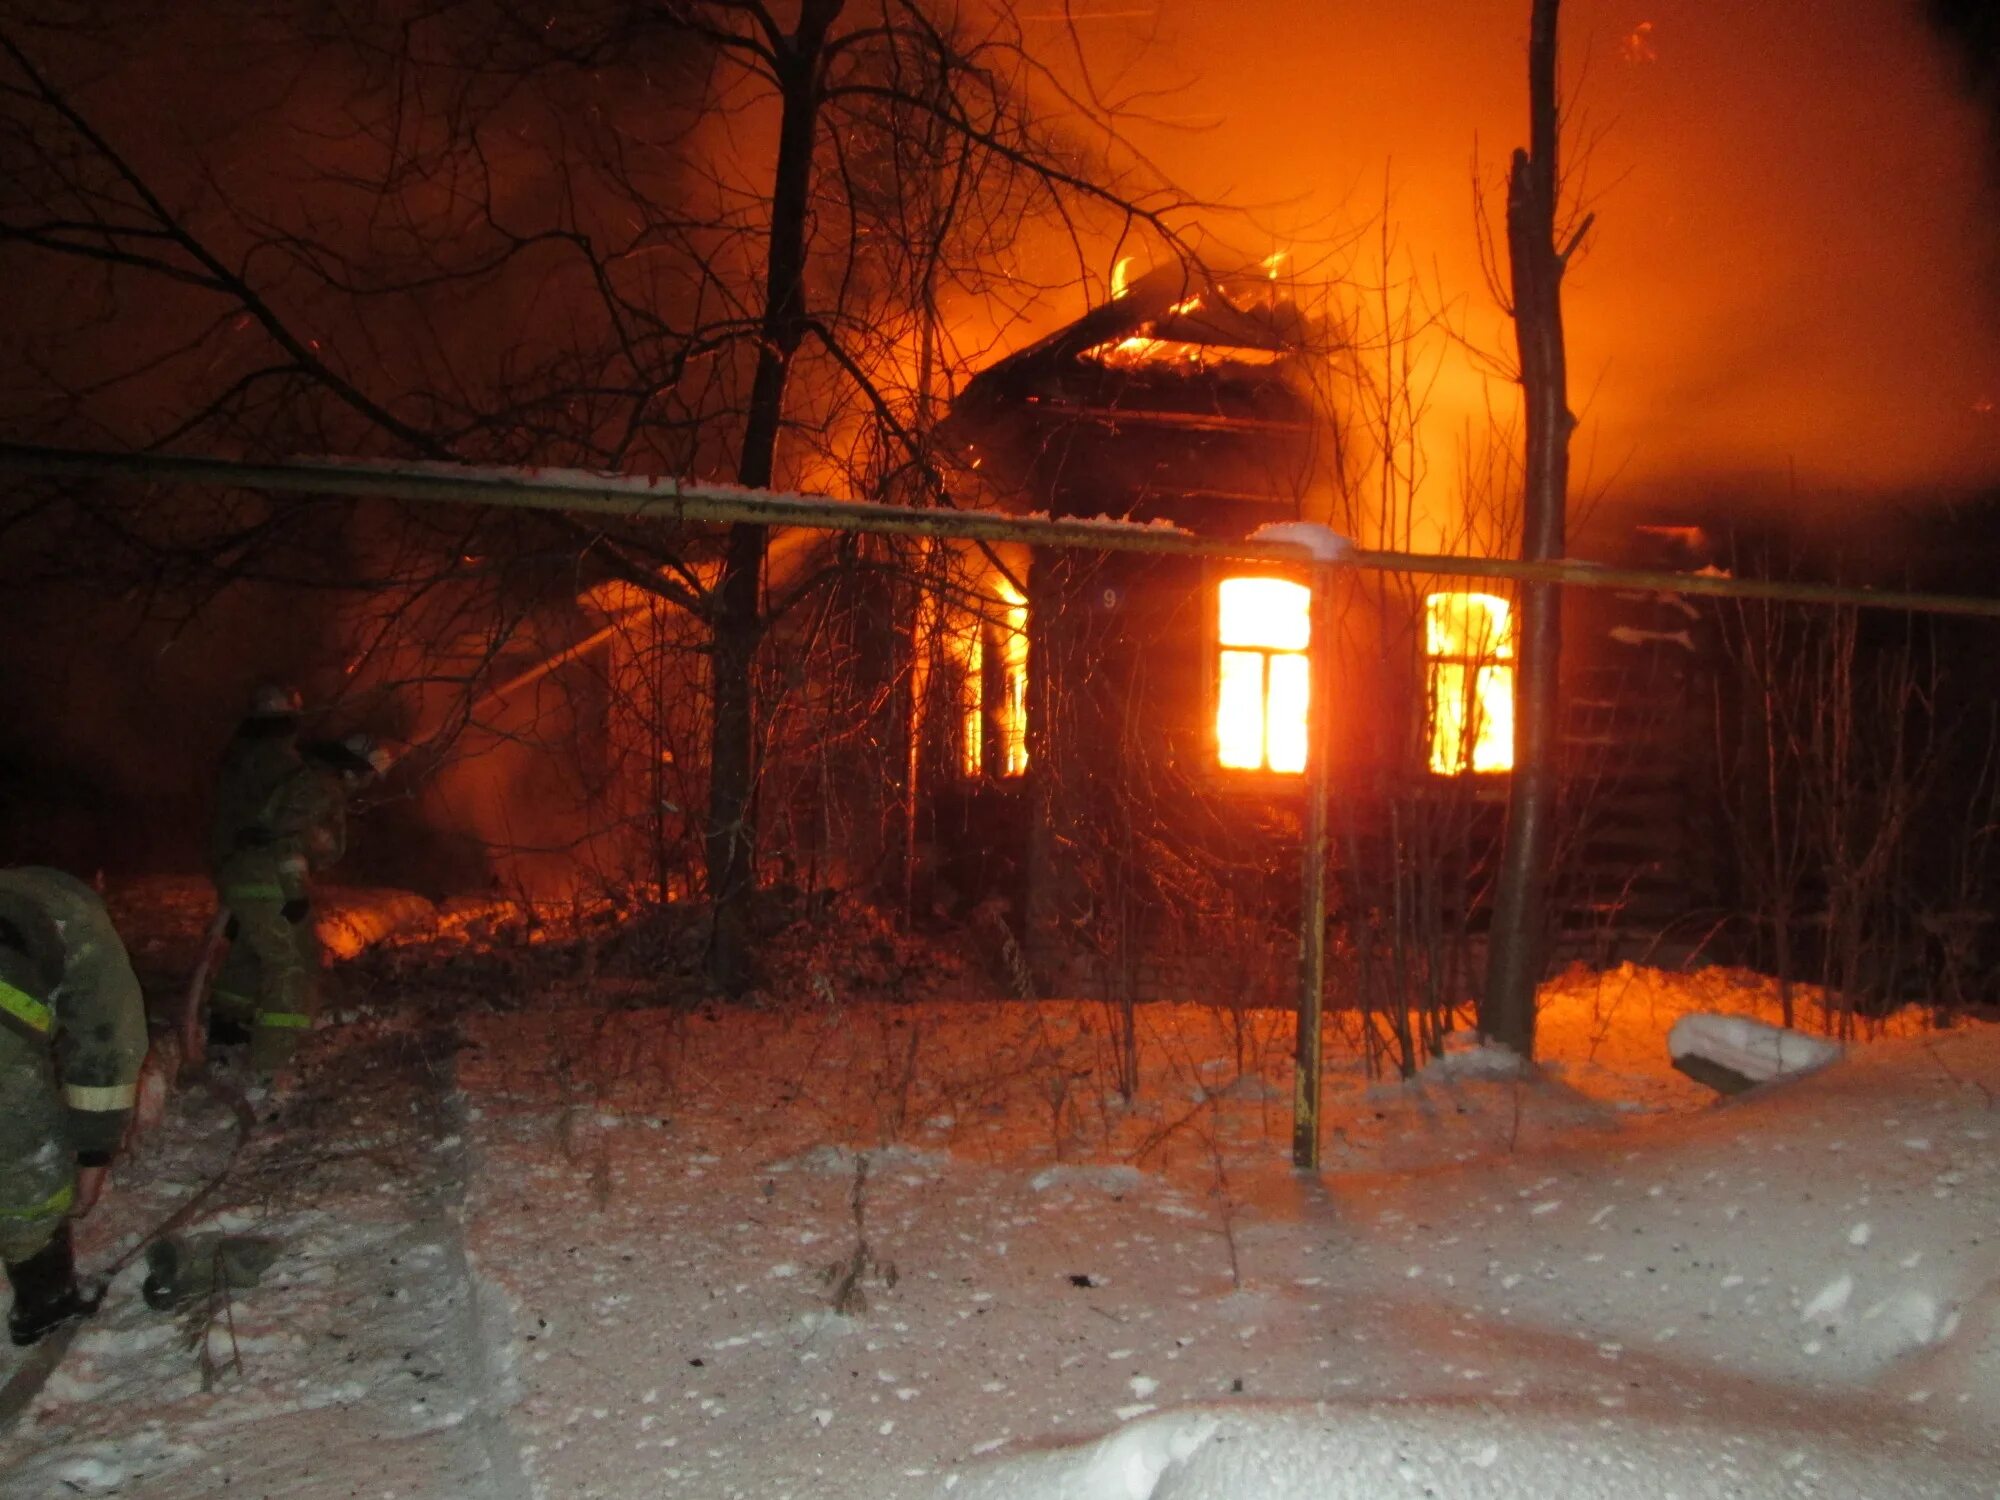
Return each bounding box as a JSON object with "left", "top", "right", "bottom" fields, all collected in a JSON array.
[{"left": 1481, "top": 0, "right": 1590, "bottom": 1057}]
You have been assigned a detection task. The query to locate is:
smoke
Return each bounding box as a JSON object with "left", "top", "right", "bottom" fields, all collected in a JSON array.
[{"left": 1056, "top": 0, "right": 2000, "bottom": 517}]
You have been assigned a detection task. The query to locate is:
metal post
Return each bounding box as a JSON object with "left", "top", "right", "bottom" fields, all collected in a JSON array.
[{"left": 1293, "top": 561, "right": 1338, "bottom": 1169}]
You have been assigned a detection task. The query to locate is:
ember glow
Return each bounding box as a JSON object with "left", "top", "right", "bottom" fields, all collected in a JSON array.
[
  {"left": 1425, "top": 591, "right": 1515, "bottom": 775},
  {"left": 1216, "top": 576, "right": 1311, "bottom": 774},
  {"left": 1076, "top": 265, "right": 1296, "bottom": 372},
  {"left": 1082, "top": 337, "right": 1284, "bottom": 370}
]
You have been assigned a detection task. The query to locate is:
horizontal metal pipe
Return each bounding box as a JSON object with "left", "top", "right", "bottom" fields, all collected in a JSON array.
[{"left": 6, "top": 441, "right": 2000, "bottom": 619}]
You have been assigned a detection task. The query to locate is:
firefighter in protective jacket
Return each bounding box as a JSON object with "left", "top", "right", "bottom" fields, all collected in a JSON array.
[
  {"left": 247, "top": 731, "right": 389, "bottom": 1074},
  {"left": 0, "top": 867, "right": 149, "bottom": 1346},
  {"left": 209, "top": 684, "right": 315, "bottom": 1069},
  {"left": 211, "top": 690, "right": 388, "bottom": 1072}
]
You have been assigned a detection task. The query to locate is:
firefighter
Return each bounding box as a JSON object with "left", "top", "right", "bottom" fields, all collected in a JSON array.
[
  {"left": 263, "top": 731, "right": 392, "bottom": 1072},
  {"left": 0, "top": 867, "right": 149, "bottom": 1346},
  {"left": 212, "top": 708, "right": 390, "bottom": 1074},
  {"left": 208, "top": 683, "right": 313, "bottom": 1065}
]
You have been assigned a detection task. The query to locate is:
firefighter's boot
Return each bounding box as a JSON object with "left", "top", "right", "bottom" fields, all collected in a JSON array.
[
  {"left": 6, "top": 1223, "right": 91, "bottom": 1347},
  {"left": 141, "top": 1236, "right": 185, "bottom": 1312}
]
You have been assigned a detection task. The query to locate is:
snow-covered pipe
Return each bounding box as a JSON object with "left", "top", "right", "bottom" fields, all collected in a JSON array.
[{"left": 12, "top": 442, "right": 2000, "bottom": 618}]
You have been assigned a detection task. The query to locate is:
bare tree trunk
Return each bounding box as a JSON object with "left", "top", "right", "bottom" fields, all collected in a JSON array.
[
  {"left": 1482, "top": 0, "right": 1584, "bottom": 1056},
  {"left": 707, "top": 0, "right": 846, "bottom": 994},
  {"left": 1763, "top": 669, "right": 1796, "bottom": 1028},
  {"left": 1023, "top": 550, "right": 1063, "bottom": 991},
  {"left": 900, "top": 548, "right": 927, "bottom": 921},
  {"left": 1293, "top": 567, "right": 1338, "bottom": 1166}
]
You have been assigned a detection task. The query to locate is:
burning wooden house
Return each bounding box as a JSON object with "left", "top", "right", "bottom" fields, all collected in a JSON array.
[
  {"left": 305, "top": 263, "right": 1722, "bottom": 1013},
  {"left": 929, "top": 262, "right": 1722, "bottom": 1003}
]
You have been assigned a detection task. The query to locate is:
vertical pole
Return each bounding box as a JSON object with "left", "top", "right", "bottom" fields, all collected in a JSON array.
[
  {"left": 902, "top": 540, "right": 931, "bottom": 921},
  {"left": 1293, "top": 562, "right": 1337, "bottom": 1169},
  {"left": 1483, "top": 0, "right": 1576, "bottom": 1057},
  {"left": 651, "top": 600, "right": 672, "bottom": 901}
]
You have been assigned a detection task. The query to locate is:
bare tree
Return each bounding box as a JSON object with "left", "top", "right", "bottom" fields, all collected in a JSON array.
[
  {"left": 0, "top": 1, "right": 1193, "bottom": 989},
  {"left": 1481, "top": 0, "right": 1590, "bottom": 1057}
]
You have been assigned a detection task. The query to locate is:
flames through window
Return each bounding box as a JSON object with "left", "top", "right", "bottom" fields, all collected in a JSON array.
[
  {"left": 945, "top": 581, "right": 1028, "bottom": 779},
  {"left": 1426, "top": 591, "right": 1515, "bottom": 775},
  {"left": 991, "top": 581, "right": 1029, "bottom": 777},
  {"left": 1216, "top": 577, "right": 1310, "bottom": 774}
]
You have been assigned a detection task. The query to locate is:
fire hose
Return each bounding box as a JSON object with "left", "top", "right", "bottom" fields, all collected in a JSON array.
[
  {"left": 178, "top": 907, "right": 234, "bottom": 1078},
  {"left": 7, "top": 725, "right": 416, "bottom": 1422}
]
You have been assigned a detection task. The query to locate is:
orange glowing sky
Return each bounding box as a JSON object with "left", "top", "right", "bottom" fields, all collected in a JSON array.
[{"left": 1041, "top": 0, "right": 2000, "bottom": 516}]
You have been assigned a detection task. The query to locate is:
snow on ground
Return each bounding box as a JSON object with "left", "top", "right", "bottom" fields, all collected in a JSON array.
[
  {"left": 0, "top": 1012, "right": 527, "bottom": 1497},
  {"left": 1666, "top": 1011, "right": 1844, "bottom": 1089},
  {"left": 454, "top": 992, "right": 2000, "bottom": 1500},
  {"left": 3, "top": 893, "right": 1997, "bottom": 1498}
]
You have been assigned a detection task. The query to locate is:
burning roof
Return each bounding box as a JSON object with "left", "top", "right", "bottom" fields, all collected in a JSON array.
[
  {"left": 946, "top": 261, "right": 1334, "bottom": 533},
  {"left": 960, "top": 261, "right": 1319, "bottom": 405}
]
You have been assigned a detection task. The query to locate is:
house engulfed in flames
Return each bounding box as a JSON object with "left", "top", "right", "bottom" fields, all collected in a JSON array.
[{"left": 929, "top": 261, "right": 1719, "bottom": 1002}]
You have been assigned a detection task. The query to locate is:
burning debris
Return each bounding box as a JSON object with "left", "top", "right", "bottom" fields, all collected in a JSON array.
[{"left": 1081, "top": 264, "right": 1306, "bottom": 372}]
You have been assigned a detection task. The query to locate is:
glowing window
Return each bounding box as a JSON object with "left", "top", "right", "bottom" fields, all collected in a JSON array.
[
  {"left": 1426, "top": 592, "right": 1515, "bottom": 775},
  {"left": 1216, "top": 577, "right": 1311, "bottom": 773},
  {"left": 995, "top": 582, "right": 1029, "bottom": 777}
]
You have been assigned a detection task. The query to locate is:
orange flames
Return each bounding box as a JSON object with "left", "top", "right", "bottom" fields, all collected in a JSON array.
[
  {"left": 996, "top": 580, "right": 1029, "bottom": 777},
  {"left": 1085, "top": 336, "right": 1283, "bottom": 371},
  {"left": 939, "top": 577, "right": 1028, "bottom": 779},
  {"left": 1425, "top": 592, "right": 1514, "bottom": 775},
  {"left": 1083, "top": 268, "right": 1289, "bottom": 371}
]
